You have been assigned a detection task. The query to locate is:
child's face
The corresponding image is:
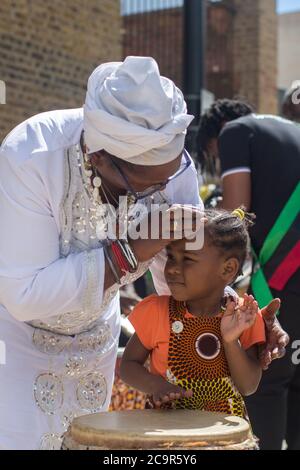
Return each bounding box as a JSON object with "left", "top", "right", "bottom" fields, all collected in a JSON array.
[{"left": 164, "top": 236, "right": 239, "bottom": 302}]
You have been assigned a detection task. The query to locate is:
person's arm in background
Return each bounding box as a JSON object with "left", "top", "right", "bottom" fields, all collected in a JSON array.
[
  {"left": 216, "top": 121, "right": 252, "bottom": 211},
  {"left": 220, "top": 172, "right": 251, "bottom": 211}
]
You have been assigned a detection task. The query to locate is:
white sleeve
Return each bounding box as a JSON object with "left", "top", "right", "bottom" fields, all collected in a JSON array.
[
  {"left": 149, "top": 158, "right": 204, "bottom": 295},
  {"left": 0, "top": 150, "right": 105, "bottom": 323},
  {"left": 148, "top": 248, "right": 170, "bottom": 296}
]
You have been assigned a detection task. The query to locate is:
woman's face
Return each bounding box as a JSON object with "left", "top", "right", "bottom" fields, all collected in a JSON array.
[{"left": 164, "top": 236, "right": 239, "bottom": 302}]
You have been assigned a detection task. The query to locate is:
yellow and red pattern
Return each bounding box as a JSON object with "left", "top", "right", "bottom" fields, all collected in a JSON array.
[{"left": 167, "top": 297, "right": 247, "bottom": 419}]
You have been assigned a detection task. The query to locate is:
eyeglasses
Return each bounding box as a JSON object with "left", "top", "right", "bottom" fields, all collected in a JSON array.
[{"left": 109, "top": 149, "right": 192, "bottom": 200}]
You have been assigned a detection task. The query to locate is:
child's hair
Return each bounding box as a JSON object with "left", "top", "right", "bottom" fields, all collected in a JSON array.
[{"left": 204, "top": 207, "right": 255, "bottom": 280}]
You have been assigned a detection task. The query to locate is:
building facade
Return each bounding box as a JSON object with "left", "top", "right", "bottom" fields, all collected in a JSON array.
[
  {"left": 0, "top": 0, "right": 121, "bottom": 141},
  {"left": 278, "top": 11, "right": 300, "bottom": 92},
  {"left": 123, "top": 0, "right": 278, "bottom": 114}
]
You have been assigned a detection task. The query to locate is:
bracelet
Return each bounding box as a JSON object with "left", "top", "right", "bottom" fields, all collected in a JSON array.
[
  {"left": 110, "top": 239, "right": 138, "bottom": 275},
  {"left": 103, "top": 239, "right": 139, "bottom": 284},
  {"left": 111, "top": 242, "right": 130, "bottom": 275},
  {"left": 117, "top": 239, "right": 138, "bottom": 272}
]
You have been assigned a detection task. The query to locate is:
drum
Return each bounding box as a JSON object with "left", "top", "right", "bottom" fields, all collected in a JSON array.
[
  {"left": 109, "top": 347, "right": 146, "bottom": 411},
  {"left": 62, "top": 409, "right": 258, "bottom": 450}
]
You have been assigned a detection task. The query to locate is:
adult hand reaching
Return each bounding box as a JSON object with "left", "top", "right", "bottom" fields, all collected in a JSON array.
[
  {"left": 128, "top": 204, "right": 205, "bottom": 263},
  {"left": 259, "top": 298, "right": 289, "bottom": 370}
]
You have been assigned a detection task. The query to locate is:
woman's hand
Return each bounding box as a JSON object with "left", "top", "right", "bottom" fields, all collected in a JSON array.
[
  {"left": 221, "top": 293, "right": 258, "bottom": 344},
  {"left": 128, "top": 204, "right": 205, "bottom": 263}
]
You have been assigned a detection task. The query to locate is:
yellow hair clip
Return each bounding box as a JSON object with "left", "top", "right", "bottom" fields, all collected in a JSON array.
[{"left": 232, "top": 208, "right": 245, "bottom": 220}]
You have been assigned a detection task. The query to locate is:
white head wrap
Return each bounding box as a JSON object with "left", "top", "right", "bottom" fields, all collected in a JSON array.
[{"left": 83, "top": 56, "right": 194, "bottom": 166}]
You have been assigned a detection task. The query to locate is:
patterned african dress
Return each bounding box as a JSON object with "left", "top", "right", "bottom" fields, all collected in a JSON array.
[{"left": 160, "top": 297, "right": 248, "bottom": 419}]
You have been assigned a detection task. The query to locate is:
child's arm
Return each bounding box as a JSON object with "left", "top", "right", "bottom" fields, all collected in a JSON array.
[
  {"left": 223, "top": 342, "right": 262, "bottom": 396},
  {"left": 120, "top": 333, "right": 192, "bottom": 407},
  {"left": 221, "top": 293, "right": 263, "bottom": 396}
]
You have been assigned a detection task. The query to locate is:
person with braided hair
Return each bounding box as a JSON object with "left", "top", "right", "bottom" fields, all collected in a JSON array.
[
  {"left": 198, "top": 99, "right": 300, "bottom": 449},
  {"left": 121, "top": 208, "right": 264, "bottom": 436}
]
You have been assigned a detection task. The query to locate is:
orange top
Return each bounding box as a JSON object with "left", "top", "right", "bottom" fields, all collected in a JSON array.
[{"left": 129, "top": 294, "right": 266, "bottom": 378}]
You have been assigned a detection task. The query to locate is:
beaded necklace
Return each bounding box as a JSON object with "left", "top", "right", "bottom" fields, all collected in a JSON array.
[{"left": 78, "top": 134, "right": 136, "bottom": 241}]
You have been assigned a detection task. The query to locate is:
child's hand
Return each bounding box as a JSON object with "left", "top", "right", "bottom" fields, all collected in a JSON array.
[
  {"left": 151, "top": 381, "right": 193, "bottom": 408},
  {"left": 221, "top": 293, "right": 258, "bottom": 344}
]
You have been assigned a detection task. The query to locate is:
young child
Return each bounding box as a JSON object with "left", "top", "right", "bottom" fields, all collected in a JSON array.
[{"left": 120, "top": 208, "right": 266, "bottom": 419}]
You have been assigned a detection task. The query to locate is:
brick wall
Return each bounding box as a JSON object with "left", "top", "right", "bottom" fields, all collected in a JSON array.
[
  {"left": 123, "top": 7, "right": 183, "bottom": 87},
  {"left": 232, "top": 0, "right": 278, "bottom": 113},
  {"left": 206, "top": 2, "right": 235, "bottom": 99},
  {"left": 123, "top": 4, "right": 234, "bottom": 96},
  {"left": 0, "top": 0, "right": 121, "bottom": 141}
]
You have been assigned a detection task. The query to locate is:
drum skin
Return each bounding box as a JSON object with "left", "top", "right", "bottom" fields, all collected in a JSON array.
[{"left": 62, "top": 409, "right": 258, "bottom": 450}]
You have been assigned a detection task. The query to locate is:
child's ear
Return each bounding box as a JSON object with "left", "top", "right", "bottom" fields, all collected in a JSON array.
[{"left": 221, "top": 257, "right": 240, "bottom": 284}]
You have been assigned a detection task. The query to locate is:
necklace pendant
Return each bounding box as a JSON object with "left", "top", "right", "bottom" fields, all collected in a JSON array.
[
  {"left": 93, "top": 176, "right": 102, "bottom": 188},
  {"left": 172, "top": 320, "right": 184, "bottom": 334}
]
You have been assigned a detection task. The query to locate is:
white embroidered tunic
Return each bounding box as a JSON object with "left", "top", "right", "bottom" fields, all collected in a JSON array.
[{"left": 0, "top": 108, "right": 201, "bottom": 450}]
